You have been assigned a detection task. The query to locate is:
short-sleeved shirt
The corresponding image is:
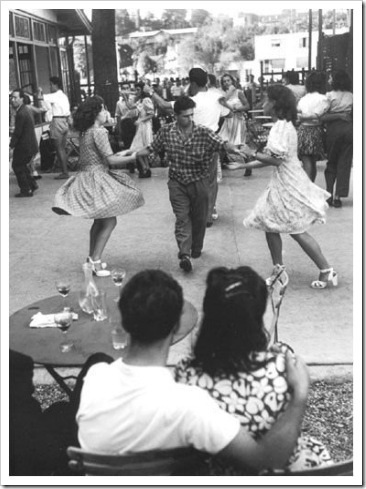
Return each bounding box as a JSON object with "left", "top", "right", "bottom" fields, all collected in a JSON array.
[
  {"left": 44, "top": 90, "right": 70, "bottom": 117},
  {"left": 297, "top": 92, "right": 329, "bottom": 125},
  {"left": 76, "top": 359, "right": 240, "bottom": 455},
  {"left": 325, "top": 90, "right": 353, "bottom": 114},
  {"left": 190, "top": 91, "right": 230, "bottom": 132},
  {"left": 148, "top": 122, "right": 226, "bottom": 184}
]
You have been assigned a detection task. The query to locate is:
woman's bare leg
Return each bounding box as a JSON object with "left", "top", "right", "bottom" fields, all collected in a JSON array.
[
  {"left": 90, "top": 217, "right": 117, "bottom": 261},
  {"left": 301, "top": 156, "right": 315, "bottom": 182},
  {"left": 265, "top": 232, "right": 283, "bottom": 265},
  {"left": 290, "top": 231, "right": 330, "bottom": 279}
]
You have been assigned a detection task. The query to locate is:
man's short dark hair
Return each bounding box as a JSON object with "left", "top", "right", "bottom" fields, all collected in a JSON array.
[
  {"left": 119, "top": 270, "right": 184, "bottom": 343},
  {"left": 189, "top": 68, "right": 208, "bottom": 87},
  {"left": 173, "top": 95, "right": 196, "bottom": 115},
  {"left": 208, "top": 74, "right": 217, "bottom": 86},
  {"left": 50, "top": 76, "right": 62, "bottom": 88},
  {"left": 12, "top": 88, "right": 25, "bottom": 99}
]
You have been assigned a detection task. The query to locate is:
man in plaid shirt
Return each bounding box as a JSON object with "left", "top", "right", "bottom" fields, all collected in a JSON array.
[{"left": 136, "top": 96, "right": 239, "bottom": 272}]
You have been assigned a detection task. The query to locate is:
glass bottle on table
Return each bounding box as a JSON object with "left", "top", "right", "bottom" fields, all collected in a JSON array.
[{"left": 78, "top": 262, "right": 99, "bottom": 314}]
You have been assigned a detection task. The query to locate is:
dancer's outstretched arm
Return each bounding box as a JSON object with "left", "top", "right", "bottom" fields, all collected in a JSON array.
[
  {"left": 240, "top": 145, "right": 283, "bottom": 170},
  {"left": 107, "top": 150, "right": 137, "bottom": 169}
]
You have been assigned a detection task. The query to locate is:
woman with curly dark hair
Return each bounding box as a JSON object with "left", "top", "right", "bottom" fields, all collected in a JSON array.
[
  {"left": 52, "top": 96, "right": 144, "bottom": 276},
  {"left": 175, "top": 266, "right": 332, "bottom": 474},
  {"left": 240, "top": 85, "right": 337, "bottom": 290},
  {"left": 320, "top": 70, "right": 353, "bottom": 208},
  {"left": 297, "top": 71, "right": 329, "bottom": 182}
]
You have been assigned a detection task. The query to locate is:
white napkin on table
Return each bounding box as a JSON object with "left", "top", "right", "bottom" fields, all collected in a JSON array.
[{"left": 29, "top": 312, "right": 78, "bottom": 328}]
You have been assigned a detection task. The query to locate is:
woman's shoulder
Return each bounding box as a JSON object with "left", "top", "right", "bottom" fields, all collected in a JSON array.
[{"left": 91, "top": 126, "right": 109, "bottom": 137}]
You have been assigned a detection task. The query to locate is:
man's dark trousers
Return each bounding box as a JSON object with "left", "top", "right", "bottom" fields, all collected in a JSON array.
[
  {"left": 168, "top": 177, "right": 209, "bottom": 258},
  {"left": 12, "top": 150, "right": 36, "bottom": 194}
]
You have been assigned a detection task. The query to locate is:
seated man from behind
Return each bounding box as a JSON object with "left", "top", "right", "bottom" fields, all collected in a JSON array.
[{"left": 76, "top": 269, "right": 310, "bottom": 473}]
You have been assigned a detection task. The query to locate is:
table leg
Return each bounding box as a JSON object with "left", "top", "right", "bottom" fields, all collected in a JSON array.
[{"left": 44, "top": 364, "right": 77, "bottom": 398}]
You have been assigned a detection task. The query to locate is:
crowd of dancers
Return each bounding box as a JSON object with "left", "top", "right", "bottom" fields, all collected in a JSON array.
[
  {"left": 9, "top": 67, "right": 353, "bottom": 477},
  {"left": 49, "top": 67, "right": 352, "bottom": 289}
]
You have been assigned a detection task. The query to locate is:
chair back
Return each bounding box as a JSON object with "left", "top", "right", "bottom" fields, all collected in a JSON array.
[
  {"left": 267, "top": 267, "right": 289, "bottom": 344},
  {"left": 67, "top": 446, "right": 208, "bottom": 476},
  {"left": 263, "top": 459, "right": 353, "bottom": 476}
]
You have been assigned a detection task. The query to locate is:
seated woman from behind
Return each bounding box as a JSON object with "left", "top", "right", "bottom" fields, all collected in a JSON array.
[{"left": 175, "top": 266, "right": 332, "bottom": 474}]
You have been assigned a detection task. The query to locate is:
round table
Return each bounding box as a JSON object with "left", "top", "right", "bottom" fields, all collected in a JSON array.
[
  {"left": 254, "top": 115, "right": 273, "bottom": 121},
  {"left": 10, "top": 291, "right": 198, "bottom": 394}
]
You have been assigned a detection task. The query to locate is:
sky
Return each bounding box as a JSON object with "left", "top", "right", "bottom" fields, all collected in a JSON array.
[{"left": 82, "top": 2, "right": 349, "bottom": 20}]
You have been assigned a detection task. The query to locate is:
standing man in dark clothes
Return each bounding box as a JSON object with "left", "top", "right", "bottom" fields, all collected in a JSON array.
[
  {"left": 9, "top": 89, "right": 39, "bottom": 197},
  {"left": 136, "top": 96, "right": 239, "bottom": 273}
]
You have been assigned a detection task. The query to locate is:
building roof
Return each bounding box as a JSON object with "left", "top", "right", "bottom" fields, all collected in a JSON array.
[
  {"left": 127, "top": 27, "right": 197, "bottom": 39},
  {"left": 53, "top": 9, "right": 92, "bottom": 35}
]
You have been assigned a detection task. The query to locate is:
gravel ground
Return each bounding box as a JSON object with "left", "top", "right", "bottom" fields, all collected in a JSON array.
[{"left": 34, "top": 380, "right": 353, "bottom": 463}]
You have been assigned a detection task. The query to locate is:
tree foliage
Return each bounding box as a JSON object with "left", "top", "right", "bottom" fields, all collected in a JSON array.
[
  {"left": 190, "top": 9, "right": 212, "bottom": 27},
  {"left": 115, "top": 9, "right": 136, "bottom": 36},
  {"left": 161, "top": 9, "right": 189, "bottom": 29}
]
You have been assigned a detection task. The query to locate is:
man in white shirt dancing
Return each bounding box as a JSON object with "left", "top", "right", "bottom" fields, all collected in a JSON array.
[{"left": 37, "top": 77, "right": 71, "bottom": 180}]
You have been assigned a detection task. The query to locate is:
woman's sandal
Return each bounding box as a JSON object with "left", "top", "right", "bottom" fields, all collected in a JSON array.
[
  {"left": 87, "top": 257, "right": 111, "bottom": 277},
  {"left": 311, "top": 268, "right": 338, "bottom": 289},
  {"left": 266, "top": 264, "right": 289, "bottom": 287}
]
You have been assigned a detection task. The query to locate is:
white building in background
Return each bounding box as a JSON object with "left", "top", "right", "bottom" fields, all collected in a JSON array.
[{"left": 237, "top": 27, "right": 349, "bottom": 85}]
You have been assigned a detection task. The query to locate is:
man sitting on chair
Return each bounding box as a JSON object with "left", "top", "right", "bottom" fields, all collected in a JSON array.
[{"left": 76, "top": 269, "right": 310, "bottom": 473}]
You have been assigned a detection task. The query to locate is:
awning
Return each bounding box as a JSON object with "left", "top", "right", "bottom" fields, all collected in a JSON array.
[{"left": 54, "top": 9, "right": 92, "bottom": 36}]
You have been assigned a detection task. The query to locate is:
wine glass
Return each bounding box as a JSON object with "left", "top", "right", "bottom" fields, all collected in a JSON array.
[
  {"left": 111, "top": 268, "right": 126, "bottom": 302},
  {"left": 54, "top": 309, "right": 74, "bottom": 352},
  {"left": 55, "top": 277, "right": 71, "bottom": 309}
]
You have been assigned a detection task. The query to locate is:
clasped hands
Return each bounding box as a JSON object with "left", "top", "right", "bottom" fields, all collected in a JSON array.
[{"left": 239, "top": 143, "right": 257, "bottom": 158}]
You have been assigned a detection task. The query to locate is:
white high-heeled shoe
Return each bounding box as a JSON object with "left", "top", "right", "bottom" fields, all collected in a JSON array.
[
  {"left": 266, "top": 264, "right": 289, "bottom": 287},
  {"left": 87, "top": 257, "right": 110, "bottom": 277},
  {"left": 311, "top": 268, "right": 338, "bottom": 289}
]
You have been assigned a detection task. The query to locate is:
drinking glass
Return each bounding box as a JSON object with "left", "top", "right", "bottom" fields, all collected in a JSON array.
[
  {"left": 54, "top": 309, "right": 74, "bottom": 352},
  {"left": 111, "top": 327, "right": 128, "bottom": 350},
  {"left": 111, "top": 268, "right": 126, "bottom": 302},
  {"left": 55, "top": 277, "right": 71, "bottom": 308}
]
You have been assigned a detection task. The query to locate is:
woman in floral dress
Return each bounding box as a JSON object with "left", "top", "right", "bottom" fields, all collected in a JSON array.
[
  {"left": 175, "top": 266, "right": 332, "bottom": 475},
  {"left": 240, "top": 84, "right": 337, "bottom": 290},
  {"left": 52, "top": 96, "right": 144, "bottom": 276},
  {"left": 130, "top": 83, "right": 155, "bottom": 178},
  {"left": 218, "top": 73, "right": 250, "bottom": 146}
]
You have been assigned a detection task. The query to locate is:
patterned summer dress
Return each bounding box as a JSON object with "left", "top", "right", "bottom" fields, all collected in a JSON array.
[
  {"left": 52, "top": 127, "right": 144, "bottom": 219},
  {"left": 243, "top": 120, "right": 330, "bottom": 234},
  {"left": 175, "top": 345, "right": 332, "bottom": 474},
  {"left": 218, "top": 88, "right": 247, "bottom": 146},
  {"left": 297, "top": 92, "right": 329, "bottom": 159},
  {"left": 130, "top": 97, "right": 154, "bottom": 151}
]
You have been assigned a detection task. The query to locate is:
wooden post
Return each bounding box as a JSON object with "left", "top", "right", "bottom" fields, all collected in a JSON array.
[
  {"left": 317, "top": 9, "right": 323, "bottom": 71},
  {"left": 260, "top": 60, "right": 264, "bottom": 97},
  {"left": 84, "top": 35, "right": 92, "bottom": 97},
  {"left": 308, "top": 9, "right": 312, "bottom": 70}
]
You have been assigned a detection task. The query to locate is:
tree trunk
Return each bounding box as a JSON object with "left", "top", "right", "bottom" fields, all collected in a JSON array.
[{"left": 92, "top": 10, "right": 119, "bottom": 115}]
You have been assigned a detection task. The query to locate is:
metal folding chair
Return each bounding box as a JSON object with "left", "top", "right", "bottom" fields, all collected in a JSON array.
[
  {"left": 67, "top": 446, "right": 209, "bottom": 476},
  {"left": 262, "top": 458, "right": 353, "bottom": 476},
  {"left": 267, "top": 267, "right": 289, "bottom": 344},
  {"left": 65, "top": 130, "right": 80, "bottom": 171}
]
